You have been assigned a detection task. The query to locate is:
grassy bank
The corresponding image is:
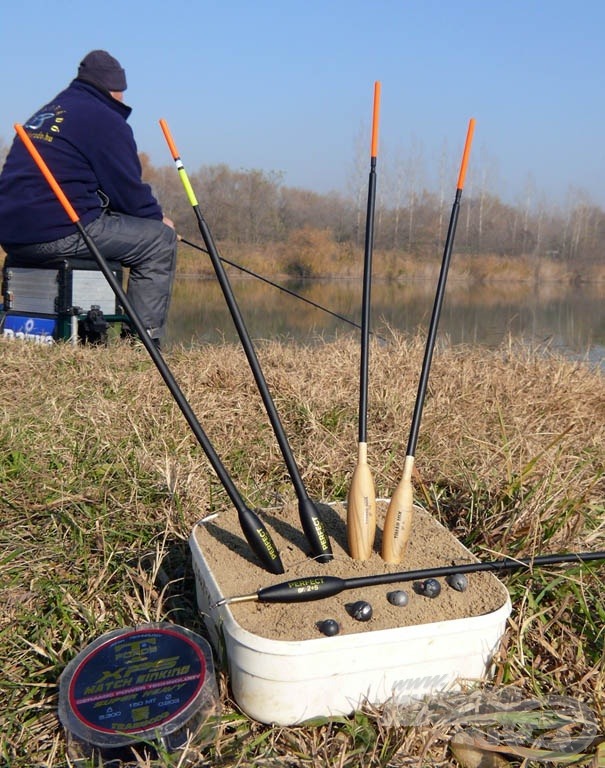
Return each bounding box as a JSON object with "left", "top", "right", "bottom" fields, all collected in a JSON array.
[
  {"left": 4, "top": 238, "right": 605, "bottom": 285},
  {"left": 174, "top": 237, "right": 605, "bottom": 285},
  {"left": 0, "top": 335, "right": 603, "bottom": 766}
]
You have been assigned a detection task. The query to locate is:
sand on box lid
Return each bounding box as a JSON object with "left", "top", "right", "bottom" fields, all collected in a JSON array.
[{"left": 194, "top": 501, "right": 509, "bottom": 642}]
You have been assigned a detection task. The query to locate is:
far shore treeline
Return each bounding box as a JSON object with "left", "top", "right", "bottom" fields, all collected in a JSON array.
[
  {"left": 144, "top": 153, "right": 605, "bottom": 284},
  {"left": 1, "top": 138, "right": 603, "bottom": 283}
]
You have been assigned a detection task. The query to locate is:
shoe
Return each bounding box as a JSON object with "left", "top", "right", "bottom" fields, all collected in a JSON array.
[{"left": 121, "top": 326, "right": 161, "bottom": 351}]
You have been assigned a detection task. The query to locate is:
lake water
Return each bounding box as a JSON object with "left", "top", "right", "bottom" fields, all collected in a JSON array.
[{"left": 165, "top": 276, "right": 605, "bottom": 368}]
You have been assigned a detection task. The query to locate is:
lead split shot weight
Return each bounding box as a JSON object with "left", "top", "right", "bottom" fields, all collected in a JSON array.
[
  {"left": 386, "top": 589, "right": 409, "bottom": 607},
  {"left": 346, "top": 600, "right": 373, "bottom": 622},
  {"left": 317, "top": 619, "right": 340, "bottom": 636},
  {"left": 417, "top": 578, "right": 442, "bottom": 598}
]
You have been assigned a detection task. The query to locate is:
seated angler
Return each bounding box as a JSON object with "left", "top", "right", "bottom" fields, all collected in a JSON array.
[{"left": 0, "top": 50, "right": 177, "bottom": 348}]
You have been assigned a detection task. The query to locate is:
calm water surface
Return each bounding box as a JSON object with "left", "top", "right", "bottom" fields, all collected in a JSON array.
[{"left": 165, "top": 277, "right": 605, "bottom": 369}]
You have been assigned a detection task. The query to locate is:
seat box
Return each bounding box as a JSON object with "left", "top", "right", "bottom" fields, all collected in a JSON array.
[
  {"left": 2, "top": 262, "right": 122, "bottom": 316},
  {"left": 1, "top": 260, "right": 125, "bottom": 343}
]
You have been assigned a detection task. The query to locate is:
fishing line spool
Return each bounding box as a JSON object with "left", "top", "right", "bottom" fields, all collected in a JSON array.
[{"left": 58, "top": 623, "right": 219, "bottom": 765}]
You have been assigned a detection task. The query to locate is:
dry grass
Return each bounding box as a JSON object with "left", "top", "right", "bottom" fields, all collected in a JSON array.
[
  {"left": 0, "top": 334, "right": 603, "bottom": 767},
  {"left": 174, "top": 239, "right": 605, "bottom": 286}
]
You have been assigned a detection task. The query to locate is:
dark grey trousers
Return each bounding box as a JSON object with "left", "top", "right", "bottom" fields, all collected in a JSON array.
[{"left": 4, "top": 211, "right": 177, "bottom": 339}]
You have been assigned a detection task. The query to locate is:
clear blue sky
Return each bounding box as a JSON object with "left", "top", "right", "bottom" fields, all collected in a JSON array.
[{"left": 2, "top": 0, "right": 604, "bottom": 208}]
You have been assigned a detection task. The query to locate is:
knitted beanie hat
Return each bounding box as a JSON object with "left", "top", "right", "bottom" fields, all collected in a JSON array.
[{"left": 77, "top": 50, "right": 127, "bottom": 92}]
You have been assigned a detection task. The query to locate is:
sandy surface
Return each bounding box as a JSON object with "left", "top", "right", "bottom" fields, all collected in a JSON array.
[{"left": 194, "top": 500, "right": 510, "bottom": 642}]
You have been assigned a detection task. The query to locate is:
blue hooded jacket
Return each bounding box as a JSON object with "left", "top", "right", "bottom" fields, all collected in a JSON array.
[{"left": 0, "top": 80, "right": 162, "bottom": 246}]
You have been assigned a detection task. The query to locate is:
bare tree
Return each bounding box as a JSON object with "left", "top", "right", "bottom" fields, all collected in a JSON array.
[
  {"left": 435, "top": 138, "right": 451, "bottom": 250},
  {"left": 346, "top": 124, "right": 370, "bottom": 248},
  {"left": 475, "top": 145, "right": 500, "bottom": 251},
  {"left": 402, "top": 135, "right": 425, "bottom": 250},
  {"left": 0, "top": 137, "right": 9, "bottom": 170},
  {"left": 384, "top": 145, "right": 406, "bottom": 249}
]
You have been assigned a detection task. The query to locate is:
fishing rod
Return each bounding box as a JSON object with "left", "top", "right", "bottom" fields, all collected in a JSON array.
[
  {"left": 14, "top": 123, "right": 284, "bottom": 576},
  {"left": 215, "top": 550, "right": 605, "bottom": 605},
  {"left": 347, "top": 81, "right": 380, "bottom": 561},
  {"left": 178, "top": 236, "right": 364, "bottom": 333},
  {"left": 160, "top": 119, "right": 333, "bottom": 564},
  {"left": 381, "top": 117, "right": 476, "bottom": 564}
]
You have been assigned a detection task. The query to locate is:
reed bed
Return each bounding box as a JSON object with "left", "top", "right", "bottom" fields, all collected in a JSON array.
[{"left": 0, "top": 334, "right": 603, "bottom": 767}]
